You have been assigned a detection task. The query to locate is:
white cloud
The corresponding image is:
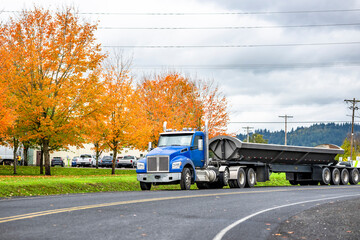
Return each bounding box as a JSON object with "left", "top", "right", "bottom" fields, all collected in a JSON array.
[{"left": 2, "top": 0, "right": 360, "bottom": 135}]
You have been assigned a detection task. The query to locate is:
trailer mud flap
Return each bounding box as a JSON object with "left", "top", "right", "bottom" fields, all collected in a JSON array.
[{"left": 256, "top": 166, "right": 270, "bottom": 182}]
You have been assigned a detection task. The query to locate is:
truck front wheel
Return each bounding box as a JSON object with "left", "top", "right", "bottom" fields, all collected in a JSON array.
[
  {"left": 180, "top": 168, "right": 192, "bottom": 190},
  {"left": 140, "top": 182, "right": 152, "bottom": 191}
]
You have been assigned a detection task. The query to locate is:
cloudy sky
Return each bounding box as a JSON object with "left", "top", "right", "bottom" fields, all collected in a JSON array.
[{"left": 2, "top": 0, "right": 360, "bottom": 135}]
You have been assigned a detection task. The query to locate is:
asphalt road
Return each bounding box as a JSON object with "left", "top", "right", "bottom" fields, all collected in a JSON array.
[{"left": 1, "top": 185, "right": 360, "bottom": 240}]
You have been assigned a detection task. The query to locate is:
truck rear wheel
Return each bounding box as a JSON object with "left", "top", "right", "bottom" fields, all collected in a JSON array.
[
  {"left": 330, "top": 168, "right": 340, "bottom": 185},
  {"left": 219, "top": 168, "right": 229, "bottom": 187},
  {"left": 230, "top": 167, "right": 246, "bottom": 188},
  {"left": 245, "top": 168, "right": 256, "bottom": 188},
  {"left": 349, "top": 169, "right": 359, "bottom": 185},
  {"left": 320, "top": 167, "right": 331, "bottom": 185},
  {"left": 140, "top": 182, "right": 152, "bottom": 190},
  {"left": 340, "top": 169, "right": 349, "bottom": 185},
  {"left": 180, "top": 167, "right": 192, "bottom": 190}
]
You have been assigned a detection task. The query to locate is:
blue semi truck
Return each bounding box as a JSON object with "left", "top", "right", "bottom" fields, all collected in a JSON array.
[{"left": 136, "top": 123, "right": 360, "bottom": 190}]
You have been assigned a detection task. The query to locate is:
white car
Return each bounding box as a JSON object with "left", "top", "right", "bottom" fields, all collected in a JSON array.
[
  {"left": 117, "top": 155, "right": 137, "bottom": 168},
  {"left": 77, "top": 154, "right": 94, "bottom": 167},
  {"left": 91, "top": 155, "right": 101, "bottom": 167}
]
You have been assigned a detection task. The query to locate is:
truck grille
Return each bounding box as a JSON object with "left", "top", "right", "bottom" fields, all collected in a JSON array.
[{"left": 147, "top": 156, "right": 169, "bottom": 172}]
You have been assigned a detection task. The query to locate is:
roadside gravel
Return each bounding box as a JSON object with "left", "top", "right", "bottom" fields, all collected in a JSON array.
[{"left": 269, "top": 197, "right": 360, "bottom": 240}]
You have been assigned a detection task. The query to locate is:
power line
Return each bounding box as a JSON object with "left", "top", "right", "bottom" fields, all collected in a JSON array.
[
  {"left": 103, "top": 41, "right": 360, "bottom": 48},
  {"left": 3, "top": 9, "right": 360, "bottom": 16},
  {"left": 13, "top": 9, "right": 358, "bottom": 15},
  {"left": 132, "top": 62, "right": 360, "bottom": 69},
  {"left": 99, "top": 22, "right": 360, "bottom": 30},
  {"left": 229, "top": 121, "right": 356, "bottom": 124}
]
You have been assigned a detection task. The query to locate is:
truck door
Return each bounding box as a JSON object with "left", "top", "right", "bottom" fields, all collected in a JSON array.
[{"left": 190, "top": 133, "right": 205, "bottom": 168}]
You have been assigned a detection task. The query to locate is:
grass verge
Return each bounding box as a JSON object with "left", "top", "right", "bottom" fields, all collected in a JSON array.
[{"left": 0, "top": 166, "right": 290, "bottom": 198}]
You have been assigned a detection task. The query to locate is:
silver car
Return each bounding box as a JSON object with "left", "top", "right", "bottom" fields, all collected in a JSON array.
[{"left": 116, "top": 155, "right": 137, "bottom": 168}]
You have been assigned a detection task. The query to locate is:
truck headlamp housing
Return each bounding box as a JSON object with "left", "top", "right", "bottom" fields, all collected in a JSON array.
[
  {"left": 172, "top": 161, "right": 182, "bottom": 169},
  {"left": 137, "top": 162, "right": 145, "bottom": 170}
]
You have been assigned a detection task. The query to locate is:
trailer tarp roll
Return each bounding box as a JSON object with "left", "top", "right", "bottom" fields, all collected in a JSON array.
[{"left": 209, "top": 136, "right": 344, "bottom": 165}]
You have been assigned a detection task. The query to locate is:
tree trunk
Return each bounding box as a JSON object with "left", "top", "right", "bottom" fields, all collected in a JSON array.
[
  {"left": 40, "top": 146, "right": 44, "bottom": 174},
  {"left": 94, "top": 142, "right": 101, "bottom": 169},
  {"left": 23, "top": 145, "right": 29, "bottom": 166},
  {"left": 111, "top": 145, "right": 117, "bottom": 175},
  {"left": 13, "top": 137, "right": 19, "bottom": 175},
  {"left": 43, "top": 140, "right": 51, "bottom": 176}
]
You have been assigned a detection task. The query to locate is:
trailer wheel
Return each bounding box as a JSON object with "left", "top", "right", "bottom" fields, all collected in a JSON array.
[
  {"left": 245, "top": 168, "right": 256, "bottom": 188},
  {"left": 180, "top": 167, "right": 192, "bottom": 190},
  {"left": 340, "top": 169, "right": 349, "bottom": 185},
  {"left": 330, "top": 168, "right": 340, "bottom": 185},
  {"left": 320, "top": 167, "right": 331, "bottom": 185},
  {"left": 231, "top": 168, "right": 246, "bottom": 188},
  {"left": 349, "top": 169, "right": 359, "bottom": 185},
  {"left": 140, "top": 182, "right": 152, "bottom": 191}
]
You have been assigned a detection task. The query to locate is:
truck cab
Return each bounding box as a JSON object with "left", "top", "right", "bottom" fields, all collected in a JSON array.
[{"left": 136, "top": 130, "right": 206, "bottom": 190}]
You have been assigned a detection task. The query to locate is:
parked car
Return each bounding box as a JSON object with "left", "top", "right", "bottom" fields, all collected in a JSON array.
[
  {"left": 51, "top": 157, "right": 64, "bottom": 167},
  {"left": 91, "top": 155, "right": 101, "bottom": 167},
  {"left": 100, "top": 156, "right": 113, "bottom": 168},
  {"left": 72, "top": 156, "right": 80, "bottom": 167},
  {"left": 117, "top": 155, "right": 137, "bottom": 168},
  {"left": 77, "top": 154, "right": 94, "bottom": 167}
]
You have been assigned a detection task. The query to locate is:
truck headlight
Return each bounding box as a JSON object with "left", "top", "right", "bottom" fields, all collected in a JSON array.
[
  {"left": 172, "top": 162, "right": 182, "bottom": 169},
  {"left": 137, "top": 162, "right": 145, "bottom": 170}
]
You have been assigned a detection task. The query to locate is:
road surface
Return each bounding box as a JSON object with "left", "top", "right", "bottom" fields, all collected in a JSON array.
[{"left": 1, "top": 185, "right": 360, "bottom": 240}]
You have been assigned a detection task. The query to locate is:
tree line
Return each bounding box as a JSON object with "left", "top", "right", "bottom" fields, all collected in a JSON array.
[{"left": 0, "top": 7, "right": 229, "bottom": 175}]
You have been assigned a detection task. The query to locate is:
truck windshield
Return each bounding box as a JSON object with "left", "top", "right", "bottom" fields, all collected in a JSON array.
[{"left": 158, "top": 134, "right": 193, "bottom": 147}]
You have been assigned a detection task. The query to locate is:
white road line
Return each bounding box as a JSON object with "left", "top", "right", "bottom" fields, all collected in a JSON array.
[{"left": 213, "top": 193, "right": 360, "bottom": 240}]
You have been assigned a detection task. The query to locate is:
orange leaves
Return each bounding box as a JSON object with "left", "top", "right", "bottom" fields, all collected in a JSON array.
[
  {"left": 135, "top": 72, "right": 229, "bottom": 148},
  {"left": 0, "top": 7, "right": 105, "bottom": 175}
]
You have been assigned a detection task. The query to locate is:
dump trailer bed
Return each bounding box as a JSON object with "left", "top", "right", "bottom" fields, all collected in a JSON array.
[{"left": 209, "top": 136, "right": 343, "bottom": 166}]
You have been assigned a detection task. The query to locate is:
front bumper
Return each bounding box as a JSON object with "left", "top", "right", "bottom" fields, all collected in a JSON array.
[{"left": 137, "top": 173, "right": 181, "bottom": 183}]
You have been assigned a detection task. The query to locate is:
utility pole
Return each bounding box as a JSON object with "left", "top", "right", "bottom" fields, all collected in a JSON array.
[
  {"left": 344, "top": 98, "right": 360, "bottom": 161},
  {"left": 279, "top": 114, "right": 293, "bottom": 145},
  {"left": 242, "top": 126, "right": 254, "bottom": 142}
]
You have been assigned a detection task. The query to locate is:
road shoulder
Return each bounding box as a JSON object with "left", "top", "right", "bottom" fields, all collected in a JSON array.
[{"left": 269, "top": 197, "right": 360, "bottom": 240}]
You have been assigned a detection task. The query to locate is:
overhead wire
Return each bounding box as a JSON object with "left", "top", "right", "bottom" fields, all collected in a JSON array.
[
  {"left": 132, "top": 62, "right": 360, "bottom": 69},
  {"left": 103, "top": 41, "right": 360, "bottom": 48},
  {"left": 3, "top": 8, "right": 360, "bottom": 15},
  {"left": 99, "top": 22, "right": 360, "bottom": 30}
]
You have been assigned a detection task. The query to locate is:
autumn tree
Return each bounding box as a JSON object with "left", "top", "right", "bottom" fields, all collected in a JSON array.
[
  {"left": 193, "top": 78, "right": 229, "bottom": 139},
  {"left": 136, "top": 72, "right": 202, "bottom": 147},
  {"left": 0, "top": 7, "right": 105, "bottom": 175},
  {"left": 102, "top": 51, "right": 140, "bottom": 174},
  {"left": 136, "top": 72, "right": 229, "bottom": 148}
]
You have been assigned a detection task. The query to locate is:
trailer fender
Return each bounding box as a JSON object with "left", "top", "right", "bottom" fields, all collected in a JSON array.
[
  {"left": 229, "top": 166, "right": 243, "bottom": 180},
  {"left": 219, "top": 166, "right": 228, "bottom": 173}
]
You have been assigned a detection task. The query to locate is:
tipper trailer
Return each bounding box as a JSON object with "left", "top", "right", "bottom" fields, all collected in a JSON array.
[{"left": 136, "top": 123, "right": 359, "bottom": 190}]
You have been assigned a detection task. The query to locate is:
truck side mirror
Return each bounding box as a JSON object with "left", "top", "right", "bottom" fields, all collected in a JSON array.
[
  {"left": 198, "top": 139, "right": 203, "bottom": 151},
  {"left": 148, "top": 142, "right": 153, "bottom": 151}
]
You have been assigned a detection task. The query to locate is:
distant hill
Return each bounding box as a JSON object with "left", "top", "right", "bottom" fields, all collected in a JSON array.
[{"left": 236, "top": 123, "right": 360, "bottom": 147}]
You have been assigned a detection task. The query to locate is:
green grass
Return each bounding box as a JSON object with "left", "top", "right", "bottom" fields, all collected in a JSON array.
[{"left": 0, "top": 166, "right": 290, "bottom": 198}]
